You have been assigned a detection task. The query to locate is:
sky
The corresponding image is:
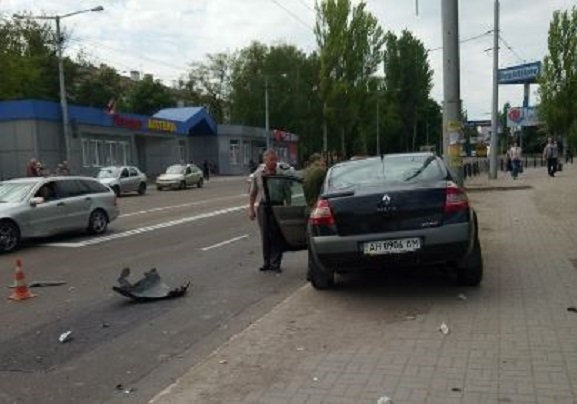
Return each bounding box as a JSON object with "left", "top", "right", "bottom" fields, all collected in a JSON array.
[{"left": 1, "top": 0, "right": 576, "bottom": 121}]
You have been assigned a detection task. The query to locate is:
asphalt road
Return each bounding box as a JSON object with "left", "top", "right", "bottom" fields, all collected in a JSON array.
[{"left": 0, "top": 176, "right": 309, "bottom": 404}]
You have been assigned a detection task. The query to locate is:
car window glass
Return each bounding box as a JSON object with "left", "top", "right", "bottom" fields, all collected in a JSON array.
[
  {"left": 55, "top": 180, "right": 84, "bottom": 198},
  {"left": 35, "top": 182, "right": 57, "bottom": 201},
  {"left": 327, "top": 155, "right": 444, "bottom": 191},
  {"left": 78, "top": 179, "right": 109, "bottom": 194},
  {"left": 264, "top": 177, "right": 302, "bottom": 206},
  {"left": 121, "top": 168, "right": 129, "bottom": 178},
  {"left": 129, "top": 167, "right": 138, "bottom": 176},
  {"left": 185, "top": 167, "right": 192, "bottom": 174}
]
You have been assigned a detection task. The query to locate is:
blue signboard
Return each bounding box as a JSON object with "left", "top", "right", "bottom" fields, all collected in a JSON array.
[
  {"left": 498, "top": 62, "right": 542, "bottom": 85},
  {"left": 465, "top": 120, "right": 492, "bottom": 128}
]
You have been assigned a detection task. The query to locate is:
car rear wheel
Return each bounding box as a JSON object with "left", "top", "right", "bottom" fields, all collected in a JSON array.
[
  {"left": 88, "top": 210, "right": 108, "bottom": 235},
  {"left": 197, "top": 178, "right": 203, "bottom": 188},
  {"left": 0, "top": 220, "right": 20, "bottom": 253},
  {"left": 138, "top": 182, "right": 147, "bottom": 195},
  {"left": 456, "top": 237, "right": 483, "bottom": 286},
  {"left": 308, "top": 249, "right": 334, "bottom": 290}
]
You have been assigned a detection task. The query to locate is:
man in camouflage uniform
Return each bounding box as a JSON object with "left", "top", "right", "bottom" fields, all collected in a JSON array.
[
  {"left": 303, "top": 153, "right": 327, "bottom": 208},
  {"left": 248, "top": 150, "right": 292, "bottom": 273}
]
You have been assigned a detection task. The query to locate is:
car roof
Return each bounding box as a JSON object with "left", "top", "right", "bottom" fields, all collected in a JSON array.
[
  {"left": 2, "top": 176, "right": 100, "bottom": 184},
  {"left": 332, "top": 152, "right": 436, "bottom": 168}
]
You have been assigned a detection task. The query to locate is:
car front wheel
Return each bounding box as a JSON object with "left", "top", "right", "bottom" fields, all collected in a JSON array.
[
  {"left": 197, "top": 178, "right": 203, "bottom": 188},
  {"left": 0, "top": 220, "right": 20, "bottom": 253},
  {"left": 88, "top": 210, "right": 108, "bottom": 235},
  {"left": 138, "top": 182, "right": 147, "bottom": 195},
  {"left": 308, "top": 249, "right": 334, "bottom": 290},
  {"left": 456, "top": 237, "right": 483, "bottom": 286}
]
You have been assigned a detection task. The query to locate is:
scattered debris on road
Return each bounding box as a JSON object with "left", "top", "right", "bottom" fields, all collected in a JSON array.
[
  {"left": 218, "top": 359, "right": 228, "bottom": 364},
  {"left": 112, "top": 267, "right": 190, "bottom": 302},
  {"left": 451, "top": 387, "right": 462, "bottom": 392},
  {"left": 377, "top": 395, "right": 392, "bottom": 404},
  {"left": 457, "top": 293, "right": 467, "bottom": 301},
  {"left": 567, "top": 307, "right": 577, "bottom": 313},
  {"left": 405, "top": 315, "right": 417, "bottom": 321},
  {"left": 9, "top": 280, "right": 66, "bottom": 288},
  {"left": 439, "top": 322, "right": 450, "bottom": 335},
  {"left": 58, "top": 331, "right": 73, "bottom": 343},
  {"left": 115, "top": 384, "right": 136, "bottom": 394}
]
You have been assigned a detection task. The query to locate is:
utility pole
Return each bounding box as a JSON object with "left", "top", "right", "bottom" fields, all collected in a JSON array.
[
  {"left": 441, "top": 0, "right": 463, "bottom": 185},
  {"left": 55, "top": 16, "right": 72, "bottom": 165},
  {"left": 322, "top": 102, "right": 328, "bottom": 154},
  {"left": 265, "top": 76, "right": 270, "bottom": 150},
  {"left": 376, "top": 98, "right": 380, "bottom": 155},
  {"left": 489, "top": 0, "right": 500, "bottom": 178}
]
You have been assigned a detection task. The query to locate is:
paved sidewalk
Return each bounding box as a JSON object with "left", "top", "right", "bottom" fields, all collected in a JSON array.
[{"left": 151, "top": 164, "right": 577, "bottom": 404}]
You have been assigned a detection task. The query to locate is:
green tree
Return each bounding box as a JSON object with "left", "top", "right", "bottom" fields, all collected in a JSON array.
[
  {"left": 72, "top": 64, "right": 123, "bottom": 108},
  {"left": 382, "top": 30, "right": 433, "bottom": 152},
  {"left": 315, "top": 0, "right": 385, "bottom": 157},
  {"left": 539, "top": 6, "right": 577, "bottom": 148},
  {"left": 185, "top": 52, "right": 235, "bottom": 123},
  {"left": 124, "top": 75, "right": 175, "bottom": 115}
]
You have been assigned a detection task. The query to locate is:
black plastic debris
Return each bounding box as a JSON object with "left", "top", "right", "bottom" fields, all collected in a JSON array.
[
  {"left": 568, "top": 307, "right": 577, "bottom": 313},
  {"left": 112, "top": 267, "right": 190, "bottom": 302},
  {"left": 9, "top": 280, "right": 67, "bottom": 288}
]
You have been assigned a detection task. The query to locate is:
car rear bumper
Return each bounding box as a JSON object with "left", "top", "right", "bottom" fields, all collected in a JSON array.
[{"left": 310, "top": 222, "right": 472, "bottom": 272}]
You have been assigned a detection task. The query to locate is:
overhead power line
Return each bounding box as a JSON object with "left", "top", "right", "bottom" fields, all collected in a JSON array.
[
  {"left": 296, "top": 0, "right": 315, "bottom": 13},
  {"left": 427, "top": 30, "right": 493, "bottom": 52},
  {"left": 270, "top": 0, "right": 315, "bottom": 32},
  {"left": 498, "top": 34, "right": 526, "bottom": 64}
]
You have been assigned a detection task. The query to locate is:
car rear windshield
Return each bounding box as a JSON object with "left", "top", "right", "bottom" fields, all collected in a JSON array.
[
  {"left": 166, "top": 165, "right": 184, "bottom": 174},
  {"left": 0, "top": 182, "right": 36, "bottom": 203},
  {"left": 327, "top": 155, "right": 445, "bottom": 191},
  {"left": 97, "top": 167, "right": 119, "bottom": 178}
]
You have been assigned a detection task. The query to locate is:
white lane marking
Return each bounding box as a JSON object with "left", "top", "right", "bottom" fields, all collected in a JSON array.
[
  {"left": 201, "top": 234, "right": 249, "bottom": 251},
  {"left": 42, "top": 205, "right": 248, "bottom": 248},
  {"left": 120, "top": 194, "right": 246, "bottom": 218}
]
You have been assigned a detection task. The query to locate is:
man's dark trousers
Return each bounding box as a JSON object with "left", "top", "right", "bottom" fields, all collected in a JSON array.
[
  {"left": 257, "top": 203, "right": 283, "bottom": 270},
  {"left": 547, "top": 158, "right": 558, "bottom": 176}
]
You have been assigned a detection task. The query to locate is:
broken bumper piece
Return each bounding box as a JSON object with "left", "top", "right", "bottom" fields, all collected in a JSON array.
[{"left": 112, "top": 267, "right": 190, "bottom": 302}]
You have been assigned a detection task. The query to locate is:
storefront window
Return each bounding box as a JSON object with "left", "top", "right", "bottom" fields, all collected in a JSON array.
[
  {"left": 83, "top": 138, "right": 130, "bottom": 167},
  {"left": 243, "top": 141, "right": 250, "bottom": 165},
  {"left": 229, "top": 139, "right": 240, "bottom": 165}
]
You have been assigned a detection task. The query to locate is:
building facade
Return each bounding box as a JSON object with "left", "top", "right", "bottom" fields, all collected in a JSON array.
[{"left": 0, "top": 100, "right": 299, "bottom": 180}]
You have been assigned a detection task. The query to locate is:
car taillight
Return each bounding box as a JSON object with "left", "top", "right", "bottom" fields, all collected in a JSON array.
[
  {"left": 309, "top": 199, "right": 335, "bottom": 226},
  {"left": 444, "top": 182, "right": 469, "bottom": 213}
]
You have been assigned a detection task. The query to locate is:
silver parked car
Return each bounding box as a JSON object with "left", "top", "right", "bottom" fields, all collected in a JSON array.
[
  {"left": 0, "top": 176, "right": 120, "bottom": 253},
  {"left": 156, "top": 163, "right": 203, "bottom": 190},
  {"left": 96, "top": 166, "right": 147, "bottom": 196}
]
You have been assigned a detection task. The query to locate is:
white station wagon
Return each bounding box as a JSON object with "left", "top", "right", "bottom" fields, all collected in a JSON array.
[{"left": 0, "top": 176, "right": 119, "bottom": 253}]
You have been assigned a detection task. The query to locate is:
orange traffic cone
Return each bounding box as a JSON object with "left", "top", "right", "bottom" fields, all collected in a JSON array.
[{"left": 8, "top": 259, "right": 36, "bottom": 301}]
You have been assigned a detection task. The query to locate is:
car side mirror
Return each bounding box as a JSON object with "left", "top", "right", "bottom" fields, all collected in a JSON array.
[{"left": 30, "top": 196, "right": 45, "bottom": 206}]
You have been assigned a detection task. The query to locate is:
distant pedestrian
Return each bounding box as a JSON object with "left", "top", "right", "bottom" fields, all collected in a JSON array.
[
  {"left": 26, "top": 158, "right": 39, "bottom": 177},
  {"left": 249, "top": 158, "right": 257, "bottom": 174},
  {"left": 507, "top": 143, "right": 522, "bottom": 180},
  {"left": 248, "top": 149, "right": 292, "bottom": 273},
  {"left": 55, "top": 160, "right": 70, "bottom": 176},
  {"left": 566, "top": 149, "right": 573, "bottom": 164},
  {"left": 543, "top": 137, "right": 559, "bottom": 177},
  {"left": 202, "top": 160, "right": 210, "bottom": 182}
]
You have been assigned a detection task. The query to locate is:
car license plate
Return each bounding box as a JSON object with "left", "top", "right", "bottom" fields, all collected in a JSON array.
[{"left": 363, "top": 238, "right": 421, "bottom": 255}]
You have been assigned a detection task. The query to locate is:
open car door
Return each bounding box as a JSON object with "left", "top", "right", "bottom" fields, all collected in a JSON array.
[{"left": 262, "top": 175, "right": 308, "bottom": 252}]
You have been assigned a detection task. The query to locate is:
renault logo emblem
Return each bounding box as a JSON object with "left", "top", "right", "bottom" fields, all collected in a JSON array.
[{"left": 382, "top": 195, "right": 391, "bottom": 205}]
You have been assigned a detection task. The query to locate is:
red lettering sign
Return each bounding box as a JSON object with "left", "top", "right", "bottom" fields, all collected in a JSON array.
[{"left": 113, "top": 114, "right": 143, "bottom": 131}]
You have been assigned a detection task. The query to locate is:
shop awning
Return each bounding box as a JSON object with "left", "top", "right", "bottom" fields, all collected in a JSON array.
[{"left": 153, "top": 107, "right": 217, "bottom": 136}]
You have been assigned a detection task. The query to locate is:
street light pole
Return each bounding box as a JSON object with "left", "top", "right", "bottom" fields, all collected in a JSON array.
[
  {"left": 265, "top": 76, "right": 270, "bottom": 150},
  {"left": 55, "top": 16, "right": 72, "bottom": 165},
  {"left": 14, "top": 6, "right": 104, "bottom": 168},
  {"left": 376, "top": 99, "right": 380, "bottom": 155},
  {"left": 489, "top": 0, "right": 500, "bottom": 179}
]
